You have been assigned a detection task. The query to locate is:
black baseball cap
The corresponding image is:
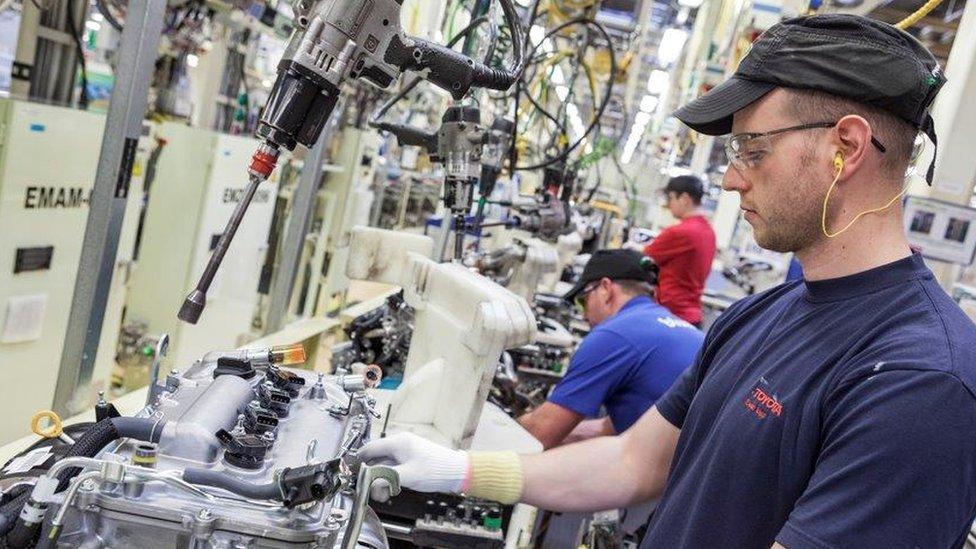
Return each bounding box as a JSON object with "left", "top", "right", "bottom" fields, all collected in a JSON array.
[
  {"left": 664, "top": 175, "right": 705, "bottom": 201},
  {"left": 564, "top": 249, "right": 657, "bottom": 302},
  {"left": 673, "top": 14, "right": 945, "bottom": 184}
]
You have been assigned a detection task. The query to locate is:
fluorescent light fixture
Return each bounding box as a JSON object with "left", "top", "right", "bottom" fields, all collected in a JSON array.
[
  {"left": 658, "top": 28, "right": 689, "bottom": 65},
  {"left": 639, "top": 94, "right": 659, "bottom": 113},
  {"left": 555, "top": 85, "right": 569, "bottom": 101},
  {"left": 566, "top": 103, "right": 586, "bottom": 139},
  {"left": 646, "top": 69, "right": 670, "bottom": 94},
  {"left": 186, "top": 54, "right": 200, "bottom": 68},
  {"left": 85, "top": 20, "right": 101, "bottom": 31},
  {"left": 635, "top": 111, "right": 653, "bottom": 127},
  {"left": 678, "top": 0, "right": 704, "bottom": 8},
  {"left": 530, "top": 25, "right": 546, "bottom": 45},
  {"left": 91, "top": 12, "right": 104, "bottom": 22},
  {"left": 622, "top": 144, "right": 636, "bottom": 164},
  {"left": 551, "top": 66, "right": 566, "bottom": 85}
]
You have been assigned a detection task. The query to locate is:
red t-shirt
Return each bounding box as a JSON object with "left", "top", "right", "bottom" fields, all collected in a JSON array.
[{"left": 643, "top": 215, "right": 716, "bottom": 324}]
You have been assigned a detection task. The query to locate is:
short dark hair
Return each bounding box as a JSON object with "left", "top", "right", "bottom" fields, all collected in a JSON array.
[
  {"left": 665, "top": 175, "right": 705, "bottom": 205},
  {"left": 614, "top": 279, "right": 655, "bottom": 297},
  {"left": 786, "top": 89, "right": 918, "bottom": 178}
]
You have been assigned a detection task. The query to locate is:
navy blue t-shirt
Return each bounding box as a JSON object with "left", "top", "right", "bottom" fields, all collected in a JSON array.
[
  {"left": 549, "top": 296, "right": 703, "bottom": 433},
  {"left": 642, "top": 253, "right": 976, "bottom": 548}
]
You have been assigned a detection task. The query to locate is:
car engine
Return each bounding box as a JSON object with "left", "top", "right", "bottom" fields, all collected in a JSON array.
[{"left": 0, "top": 345, "right": 396, "bottom": 549}]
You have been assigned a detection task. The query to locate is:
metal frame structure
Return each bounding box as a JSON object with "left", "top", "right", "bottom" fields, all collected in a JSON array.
[
  {"left": 52, "top": 0, "right": 167, "bottom": 416},
  {"left": 264, "top": 126, "right": 331, "bottom": 333}
]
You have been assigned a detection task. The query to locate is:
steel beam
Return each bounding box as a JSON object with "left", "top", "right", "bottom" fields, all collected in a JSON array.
[
  {"left": 52, "top": 0, "right": 166, "bottom": 415},
  {"left": 265, "top": 128, "right": 330, "bottom": 333}
]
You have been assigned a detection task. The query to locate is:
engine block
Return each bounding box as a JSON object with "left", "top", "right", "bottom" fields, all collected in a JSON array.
[{"left": 46, "top": 346, "right": 390, "bottom": 548}]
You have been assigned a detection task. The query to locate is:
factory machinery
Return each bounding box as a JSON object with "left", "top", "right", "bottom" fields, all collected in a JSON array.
[
  {"left": 0, "top": 0, "right": 646, "bottom": 546},
  {"left": 0, "top": 344, "right": 400, "bottom": 548}
]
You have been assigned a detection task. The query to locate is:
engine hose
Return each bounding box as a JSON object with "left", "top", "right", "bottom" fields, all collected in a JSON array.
[
  {"left": 0, "top": 417, "right": 165, "bottom": 537},
  {"left": 182, "top": 468, "right": 280, "bottom": 500},
  {"left": 2, "top": 516, "right": 42, "bottom": 549},
  {"left": 1, "top": 423, "right": 96, "bottom": 472}
]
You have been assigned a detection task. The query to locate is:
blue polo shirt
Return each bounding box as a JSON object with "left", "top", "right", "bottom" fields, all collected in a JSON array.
[
  {"left": 643, "top": 252, "right": 976, "bottom": 548},
  {"left": 548, "top": 296, "right": 704, "bottom": 433}
]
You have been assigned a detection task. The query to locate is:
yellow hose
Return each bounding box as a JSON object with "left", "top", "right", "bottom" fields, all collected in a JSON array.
[{"left": 895, "top": 0, "right": 946, "bottom": 29}]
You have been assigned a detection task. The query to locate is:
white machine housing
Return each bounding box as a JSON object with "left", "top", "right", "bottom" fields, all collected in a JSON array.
[
  {"left": 0, "top": 99, "right": 144, "bottom": 444},
  {"left": 346, "top": 226, "right": 536, "bottom": 449},
  {"left": 126, "top": 123, "right": 281, "bottom": 370}
]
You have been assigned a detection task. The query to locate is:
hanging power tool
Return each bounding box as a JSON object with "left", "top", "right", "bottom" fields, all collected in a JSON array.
[
  {"left": 483, "top": 163, "right": 576, "bottom": 241},
  {"left": 474, "top": 115, "right": 516, "bottom": 224},
  {"left": 374, "top": 104, "right": 488, "bottom": 261},
  {"left": 178, "top": 0, "right": 526, "bottom": 324}
]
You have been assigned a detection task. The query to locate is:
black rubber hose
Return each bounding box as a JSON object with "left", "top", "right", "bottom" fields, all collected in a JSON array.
[
  {"left": 0, "top": 417, "right": 165, "bottom": 536},
  {"left": 513, "top": 18, "right": 617, "bottom": 171},
  {"left": 183, "top": 468, "right": 280, "bottom": 500},
  {"left": 110, "top": 417, "right": 165, "bottom": 444},
  {"left": 3, "top": 516, "right": 41, "bottom": 548},
  {"left": 1, "top": 422, "right": 95, "bottom": 471},
  {"left": 369, "top": 16, "right": 489, "bottom": 129}
]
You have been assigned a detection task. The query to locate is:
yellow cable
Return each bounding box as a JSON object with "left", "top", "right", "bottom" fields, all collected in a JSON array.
[
  {"left": 822, "top": 165, "right": 909, "bottom": 238},
  {"left": 895, "top": 0, "right": 945, "bottom": 29}
]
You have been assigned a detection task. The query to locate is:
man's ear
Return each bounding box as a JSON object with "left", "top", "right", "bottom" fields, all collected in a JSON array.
[{"left": 834, "top": 115, "right": 873, "bottom": 180}]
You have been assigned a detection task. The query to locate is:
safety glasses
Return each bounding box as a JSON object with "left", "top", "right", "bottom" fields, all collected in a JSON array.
[
  {"left": 574, "top": 281, "right": 600, "bottom": 311},
  {"left": 724, "top": 121, "right": 887, "bottom": 171}
]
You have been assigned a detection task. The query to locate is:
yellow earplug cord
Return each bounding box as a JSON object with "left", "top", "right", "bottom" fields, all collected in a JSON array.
[{"left": 821, "top": 154, "right": 909, "bottom": 238}]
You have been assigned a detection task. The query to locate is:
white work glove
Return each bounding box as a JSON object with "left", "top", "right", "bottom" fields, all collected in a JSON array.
[{"left": 358, "top": 432, "right": 469, "bottom": 499}]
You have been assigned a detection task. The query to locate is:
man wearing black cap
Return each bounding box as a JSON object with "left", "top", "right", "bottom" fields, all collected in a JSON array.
[
  {"left": 361, "top": 15, "right": 976, "bottom": 548},
  {"left": 517, "top": 249, "right": 703, "bottom": 449},
  {"left": 644, "top": 174, "right": 717, "bottom": 326}
]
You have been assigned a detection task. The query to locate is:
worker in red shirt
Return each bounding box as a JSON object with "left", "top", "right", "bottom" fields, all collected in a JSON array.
[{"left": 643, "top": 175, "right": 717, "bottom": 327}]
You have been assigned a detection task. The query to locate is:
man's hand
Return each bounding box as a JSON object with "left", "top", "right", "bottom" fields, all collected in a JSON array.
[{"left": 358, "top": 432, "right": 469, "bottom": 495}]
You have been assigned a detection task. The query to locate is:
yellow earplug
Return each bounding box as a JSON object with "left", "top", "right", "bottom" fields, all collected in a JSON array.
[{"left": 833, "top": 152, "right": 844, "bottom": 171}]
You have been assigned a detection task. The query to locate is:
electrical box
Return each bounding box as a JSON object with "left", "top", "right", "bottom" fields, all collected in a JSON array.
[
  {"left": 126, "top": 124, "right": 280, "bottom": 371},
  {"left": 0, "top": 99, "right": 142, "bottom": 444}
]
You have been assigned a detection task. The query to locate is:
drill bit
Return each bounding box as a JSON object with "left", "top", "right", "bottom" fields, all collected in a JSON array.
[{"left": 178, "top": 143, "right": 279, "bottom": 324}]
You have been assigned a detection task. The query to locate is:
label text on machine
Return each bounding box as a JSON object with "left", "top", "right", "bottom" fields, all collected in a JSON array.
[
  {"left": 23, "top": 186, "right": 92, "bottom": 209},
  {"left": 222, "top": 188, "right": 272, "bottom": 204}
]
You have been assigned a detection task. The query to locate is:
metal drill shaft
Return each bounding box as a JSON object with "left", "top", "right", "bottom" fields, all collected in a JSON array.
[{"left": 177, "top": 173, "right": 266, "bottom": 324}]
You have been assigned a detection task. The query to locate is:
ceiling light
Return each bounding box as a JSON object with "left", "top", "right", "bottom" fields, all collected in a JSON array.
[
  {"left": 646, "top": 69, "right": 670, "bottom": 95},
  {"left": 85, "top": 20, "right": 101, "bottom": 32},
  {"left": 530, "top": 25, "right": 546, "bottom": 45},
  {"left": 186, "top": 54, "right": 199, "bottom": 68},
  {"left": 639, "top": 95, "right": 659, "bottom": 113},
  {"left": 551, "top": 66, "right": 566, "bottom": 86},
  {"left": 658, "top": 28, "right": 689, "bottom": 66}
]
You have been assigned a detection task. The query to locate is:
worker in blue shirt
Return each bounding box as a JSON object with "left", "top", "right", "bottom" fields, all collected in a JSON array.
[
  {"left": 362, "top": 16, "right": 976, "bottom": 548},
  {"left": 517, "top": 249, "right": 704, "bottom": 449}
]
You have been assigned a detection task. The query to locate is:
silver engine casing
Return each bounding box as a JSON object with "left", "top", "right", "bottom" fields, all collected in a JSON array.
[{"left": 52, "top": 358, "right": 387, "bottom": 548}]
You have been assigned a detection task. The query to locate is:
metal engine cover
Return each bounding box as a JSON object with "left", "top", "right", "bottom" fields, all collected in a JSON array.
[{"left": 52, "top": 356, "right": 388, "bottom": 548}]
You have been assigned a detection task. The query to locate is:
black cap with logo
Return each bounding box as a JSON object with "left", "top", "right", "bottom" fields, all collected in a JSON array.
[
  {"left": 563, "top": 249, "right": 658, "bottom": 302},
  {"left": 673, "top": 14, "right": 946, "bottom": 184}
]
